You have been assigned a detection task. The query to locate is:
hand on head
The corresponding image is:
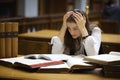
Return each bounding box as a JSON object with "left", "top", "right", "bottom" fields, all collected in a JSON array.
[
  {"left": 62, "top": 11, "right": 73, "bottom": 29},
  {"left": 72, "top": 12, "right": 86, "bottom": 29},
  {"left": 64, "top": 10, "right": 86, "bottom": 23},
  {"left": 63, "top": 10, "right": 86, "bottom": 30},
  {"left": 63, "top": 11, "right": 73, "bottom": 22}
]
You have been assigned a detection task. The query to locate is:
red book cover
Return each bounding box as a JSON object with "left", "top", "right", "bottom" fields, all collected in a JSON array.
[{"left": 30, "top": 60, "right": 64, "bottom": 68}]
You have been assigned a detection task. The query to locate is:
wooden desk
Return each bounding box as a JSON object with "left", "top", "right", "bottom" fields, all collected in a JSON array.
[
  {"left": 18, "top": 30, "right": 59, "bottom": 54},
  {"left": 0, "top": 65, "right": 119, "bottom": 80},
  {"left": 102, "top": 34, "right": 120, "bottom": 44},
  {"left": 19, "top": 29, "right": 120, "bottom": 43},
  {"left": 18, "top": 29, "right": 59, "bottom": 41},
  {"left": 18, "top": 29, "right": 120, "bottom": 54},
  {"left": 101, "top": 34, "right": 120, "bottom": 53}
]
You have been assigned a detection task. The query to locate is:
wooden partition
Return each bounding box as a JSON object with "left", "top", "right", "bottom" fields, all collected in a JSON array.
[
  {"left": 18, "top": 30, "right": 58, "bottom": 54},
  {"left": 99, "top": 20, "right": 119, "bottom": 34},
  {"left": 49, "top": 13, "right": 64, "bottom": 30},
  {"left": 0, "top": 13, "right": 64, "bottom": 34},
  {"left": 21, "top": 15, "right": 50, "bottom": 33},
  {"left": 19, "top": 40, "right": 51, "bottom": 54}
]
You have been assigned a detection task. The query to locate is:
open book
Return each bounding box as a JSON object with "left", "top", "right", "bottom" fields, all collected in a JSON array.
[
  {"left": 0, "top": 54, "right": 95, "bottom": 73},
  {"left": 0, "top": 57, "right": 64, "bottom": 71},
  {"left": 84, "top": 51, "right": 120, "bottom": 65}
]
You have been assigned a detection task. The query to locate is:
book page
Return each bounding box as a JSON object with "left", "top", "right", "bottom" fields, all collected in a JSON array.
[
  {"left": 0, "top": 56, "right": 64, "bottom": 67},
  {"left": 23, "top": 54, "right": 72, "bottom": 70},
  {"left": 41, "top": 54, "right": 72, "bottom": 61},
  {"left": 24, "top": 54, "right": 72, "bottom": 61},
  {"left": 40, "top": 62, "right": 69, "bottom": 69},
  {"left": 85, "top": 54, "right": 120, "bottom": 62},
  {"left": 24, "top": 54, "right": 40, "bottom": 59},
  {"left": 15, "top": 59, "right": 52, "bottom": 65},
  {"left": 0, "top": 56, "right": 24, "bottom": 64},
  {"left": 66, "top": 56, "right": 93, "bottom": 69},
  {"left": 109, "top": 51, "right": 120, "bottom": 56}
]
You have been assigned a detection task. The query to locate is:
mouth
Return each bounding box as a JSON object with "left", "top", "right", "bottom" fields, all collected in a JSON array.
[{"left": 72, "top": 35, "right": 77, "bottom": 38}]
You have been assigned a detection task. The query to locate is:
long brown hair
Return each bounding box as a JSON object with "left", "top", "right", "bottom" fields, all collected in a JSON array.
[{"left": 64, "top": 9, "right": 91, "bottom": 55}]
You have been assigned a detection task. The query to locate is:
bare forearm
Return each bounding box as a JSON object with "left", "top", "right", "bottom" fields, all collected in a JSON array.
[
  {"left": 80, "top": 27, "right": 89, "bottom": 37},
  {"left": 58, "top": 24, "right": 67, "bottom": 42},
  {"left": 58, "top": 11, "right": 73, "bottom": 42}
]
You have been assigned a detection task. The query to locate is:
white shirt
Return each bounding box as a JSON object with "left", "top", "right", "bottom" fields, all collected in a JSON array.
[{"left": 51, "top": 27, "right": 101, "bottom": 56}]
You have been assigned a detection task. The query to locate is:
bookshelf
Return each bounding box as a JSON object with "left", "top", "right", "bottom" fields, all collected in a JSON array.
[{"left": 0, "top": 22, "right": 18, "bottom": 58}]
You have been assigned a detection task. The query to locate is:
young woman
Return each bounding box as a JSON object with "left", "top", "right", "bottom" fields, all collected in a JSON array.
[{"left": 51, "top": 9, "right": 102, "bottom": 56}]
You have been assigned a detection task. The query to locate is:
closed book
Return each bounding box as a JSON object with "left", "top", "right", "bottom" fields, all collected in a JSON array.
[
  {"left": 5, "top": 22, "right": 12, "bottom": 58},
  {"left": 11, "top": 22, "right": 18, "bottom": 57},
  {"left": 0, "top": 23, "right": 5, "bottom": 58},
  {"left": 103, "top": 71, "right": 120, "bottom": 78},
  {"left": 84, "top": 51, "right": 120, "bottom": 65},
  {"left": 103, "top": 65, "right": 120, "bottom": 78},
  {"left": 103, "top": 65, "right": 120, "bottom": 72}
]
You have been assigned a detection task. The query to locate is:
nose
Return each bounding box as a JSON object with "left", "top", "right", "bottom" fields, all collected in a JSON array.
[{"left": 70, "top": 30, "right": 75, "bottom": 36}]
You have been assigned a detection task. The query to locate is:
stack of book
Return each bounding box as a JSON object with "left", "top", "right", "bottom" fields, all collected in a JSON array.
[
  {"left": 0, "top": 22, "right": 18, "bottom": 58},
  {"left": 84, "top": 51, "right": 120, "bottom": 78},
  {"left": 103, "top": 65, "right": 120, "bottom": 78}
]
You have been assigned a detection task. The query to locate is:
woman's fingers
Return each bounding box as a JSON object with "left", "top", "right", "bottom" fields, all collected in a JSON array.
[
  {"left": 62, "top": 11, "right": 73, "bottom": 28},
  {"left": 73, "top": 12, "right": 84, "bottom": 21},
  {"left": 73, "top": 12, "right": 86, "bottom": 29},
  {"left": 65, "top": 11, "right": 73, "bottom": 18},
  {"left": 64, "top": 11, "right": 73, "bottom": 20},
  {"left": 73, "top": 12, "right": 86, "bottom": 23}
]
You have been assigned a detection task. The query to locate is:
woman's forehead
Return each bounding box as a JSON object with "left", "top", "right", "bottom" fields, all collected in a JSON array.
[{"left": 67, "top": 22, "right": 77, "bottom": 27}]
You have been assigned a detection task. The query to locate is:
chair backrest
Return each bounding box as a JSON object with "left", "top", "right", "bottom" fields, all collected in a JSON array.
[{"left": 99, "top": 20, "right": 119, "bottom": 34}]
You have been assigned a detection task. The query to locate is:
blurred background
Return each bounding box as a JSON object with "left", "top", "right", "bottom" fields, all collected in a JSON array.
[
  {"left": 0, "top": 0, "right": 120, "bottom": 34},
  {"left": 0, "top": 0, "right": 120, "bottom": 56}
]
